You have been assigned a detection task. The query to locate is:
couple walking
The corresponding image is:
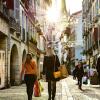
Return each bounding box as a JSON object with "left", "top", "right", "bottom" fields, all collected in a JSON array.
[{"left": 20, "top": 46, "right": 60, "bottom": 100}]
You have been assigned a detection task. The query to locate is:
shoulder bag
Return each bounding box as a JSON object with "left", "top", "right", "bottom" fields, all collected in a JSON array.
[{"left": 53, "top": 55, "right": 61, "bottom": 79}]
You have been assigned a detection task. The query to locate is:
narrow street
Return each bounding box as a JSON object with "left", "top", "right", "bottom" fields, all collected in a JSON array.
[
  {"left": 0, "top": 76, "right": 100, "bottom": 100},
  {"left": 0, "top": 0, "right": 100, "bottom": 100}
]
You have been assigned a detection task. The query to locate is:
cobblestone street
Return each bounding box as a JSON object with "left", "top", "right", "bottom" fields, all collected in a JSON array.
[
  {"left": 0, "top": 76, "right": 100, "bottom": 100},
  {"left": 66, "top": 76, "right": 100, "bottom": 100}
]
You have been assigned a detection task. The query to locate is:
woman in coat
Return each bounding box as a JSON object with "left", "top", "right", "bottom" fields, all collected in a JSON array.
[
  {"left": 43, "top": 46, "right": 60, "bottom": 100},
  {"left": 20, "top": 54, "right": 37, "bottom": 100},
  {"left": 76, "top": 61, "right": 84, "bottom": 90}
]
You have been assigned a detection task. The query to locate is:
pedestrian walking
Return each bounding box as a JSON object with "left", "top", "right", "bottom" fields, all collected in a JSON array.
[
  {"left": 43, "top": 46, "right": 60, "bottom": 100},
  {"left": 75, "top": 61, "right": 84, "bottom": 90},
  {"left": 96, "top": 56, "right": 100, "bottom": 85},
  {"left": 72, "top": 65, "right": 78, "bottom": 80},
  {"left": 20, "top": 53, "right": 37, "bottom": 100}
]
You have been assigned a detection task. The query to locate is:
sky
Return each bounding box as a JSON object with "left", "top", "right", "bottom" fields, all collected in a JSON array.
[{"left": 66, "top": 0, "right": 83, "bottom": 14}]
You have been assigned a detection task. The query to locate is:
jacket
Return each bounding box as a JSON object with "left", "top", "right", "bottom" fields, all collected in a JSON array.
[
  {"left": 76, "top": 65, "right": 84, "bottom": 78},
  {"left": 43, "top": 55, "right": 60, "bottom": 81}
]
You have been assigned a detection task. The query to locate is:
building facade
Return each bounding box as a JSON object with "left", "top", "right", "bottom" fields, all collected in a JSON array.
[
  {"left": 0, "top": 0, "right": 22, "bottom": 88},
  {"left": 70, "top": 11, "right": 84, "bottom": 62},
  {"left": 0, "top": 0, "right": 47, "bottom": 89},
  {"left": 82, "top": 0, "right": 100, "bottom": 67}
]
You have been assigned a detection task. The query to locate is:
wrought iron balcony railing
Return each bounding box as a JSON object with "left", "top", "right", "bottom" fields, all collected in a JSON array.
[
  {"left": 9, "top": 17, "right": 16, "bottom": 32},
  {"left": 16, "top": 23, "right": 21, "bottom": 35},
  {"left": 0, "top": 5, "right": 9, "bottom": 20}
]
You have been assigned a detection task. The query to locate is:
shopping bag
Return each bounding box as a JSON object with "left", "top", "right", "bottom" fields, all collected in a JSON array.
[
  {"left": 39, "top": 80, "right": 44, "bottom": 92},
  {"left": 34, "top": 80, "right": 41, "bottom": 97},
  {"left": 82, "top": 76, "right": 88, "bottom": 84},
  {"left": 60, "top": 64, "right": 69, "bottom": 78}
]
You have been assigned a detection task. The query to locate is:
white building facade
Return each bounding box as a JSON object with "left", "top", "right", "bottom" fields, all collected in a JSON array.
[{"left": 70, "top": 11, "right": 84, "bottom": 62}]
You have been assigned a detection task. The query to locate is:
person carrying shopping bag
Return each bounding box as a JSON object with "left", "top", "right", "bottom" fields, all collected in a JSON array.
[
  {"left": 20, "top": 53, "right": 37, "bottom": 100},
  {"left": 43, "top": 46, "right": 60, "bottom": 100}
]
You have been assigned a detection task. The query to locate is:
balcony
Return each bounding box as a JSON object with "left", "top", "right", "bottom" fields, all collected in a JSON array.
[
  {"left": 88, "top": 23, "right": 93, "bottom": 31},
  {"left": 0, "top": 5, "right": 9, "bottom": 21},
  {"left": 36, "top": 26, "right": 43, "bottom": 35},
  {"left": 16, "top": 23, "right": 21, "bottom": 36},
  {"left": 93, "top": 16, "right": 98, "bottom": 23},
  {"left": 83, "top": 30, "right": 89, "bottom": 37},
  {"left": 64, "top": 27, "right": 71, "bottom": 37},
  {"left": 9, "top": 17, "right": 16, "bottom": 32},
  {"left": 29, "top": 37, "right": 37, "bottom": 46}
]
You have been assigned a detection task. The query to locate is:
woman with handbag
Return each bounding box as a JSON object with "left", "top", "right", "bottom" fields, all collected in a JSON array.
[
  {"left": 43, "top": 46, "right": 60, "bottom": 100},
  {"left": 20, "top": 53, "right": 37, "bottom": 100}
]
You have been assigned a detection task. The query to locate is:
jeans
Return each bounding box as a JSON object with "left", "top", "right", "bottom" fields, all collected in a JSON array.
[
  {"left": 78, "top": 77, "right": 82, "bottom": 89},
  {"left": 48, "top": 80, "right": 56, "bottom": 100},
  {"left": 24, "top": 74, "right": 36, "bottom": 100}
]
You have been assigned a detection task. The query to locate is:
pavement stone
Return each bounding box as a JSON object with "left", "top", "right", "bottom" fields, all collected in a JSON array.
[
  {"left": 0, "top": 76, "right": 100, "bottom": 100},
  {"left": 65, "top": 76, "right": 100, "bottom": 100}
]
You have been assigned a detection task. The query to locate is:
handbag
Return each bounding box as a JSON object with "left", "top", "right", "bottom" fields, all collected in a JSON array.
[
  {"left": 53, "top": 55, "right": 61, "bottom": 79},
  {"left": 60, "top": 64, "right": 69, "bottom": 78}
]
